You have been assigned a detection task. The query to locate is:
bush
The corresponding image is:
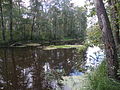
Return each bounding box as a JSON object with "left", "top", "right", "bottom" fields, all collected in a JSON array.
[
  {"left": 89, "top": 61, "right": 120, "bottom": 90},
  {"left": 86, "top": 25, "right": 102, "bottom": 46}
]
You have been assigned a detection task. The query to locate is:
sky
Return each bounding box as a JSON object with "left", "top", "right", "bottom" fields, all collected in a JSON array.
[{"left": 23, "top": 0, "right": 86, "bottom": 7}]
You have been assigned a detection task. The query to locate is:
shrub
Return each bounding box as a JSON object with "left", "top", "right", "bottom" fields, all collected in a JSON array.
[{"left": 89, "top": 61, "right": 120, "bottom": 90}]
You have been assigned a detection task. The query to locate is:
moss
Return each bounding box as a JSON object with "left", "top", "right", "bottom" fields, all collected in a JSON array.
[
  {"left": 44, "top": 45, "right": 86, "bottom": 50},
  {"left": 89, "top": 61, "right": 120, "bottom": 90},
  {"left": 25, "top": 43, "right": 41, "bottom": 47}
]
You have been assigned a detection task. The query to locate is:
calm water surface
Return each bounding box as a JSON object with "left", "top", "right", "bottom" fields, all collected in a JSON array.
[{"left": 0, "top": 47, "right": 85, "bottom": 90}]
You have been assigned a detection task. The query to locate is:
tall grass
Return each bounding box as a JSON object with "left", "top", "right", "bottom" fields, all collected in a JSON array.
[{"left": 89, "top": 61, "right": 120, "bottom": 90}]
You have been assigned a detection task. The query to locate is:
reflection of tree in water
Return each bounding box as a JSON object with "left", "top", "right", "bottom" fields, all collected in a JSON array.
[
  {"left": 32, "top": 49, "right": 48, "bottom": 90},
  {"left": 0, "top": 47, "right": 86, "bottom": 90},
  {"left": 0, "top": 48, "right": 35, "bottom": 90},
  {"left": 0, "top": 49, "right": 9, "bottom": 90}
]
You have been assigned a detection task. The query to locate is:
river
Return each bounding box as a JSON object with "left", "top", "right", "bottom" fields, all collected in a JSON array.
[{"left": 0, "top": 46, "right": 104, "bottom": 90}]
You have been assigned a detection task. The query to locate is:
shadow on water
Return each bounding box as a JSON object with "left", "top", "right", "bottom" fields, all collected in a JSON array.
[{"left": 0, "top": 47, "right": 85, "bottom": 90}]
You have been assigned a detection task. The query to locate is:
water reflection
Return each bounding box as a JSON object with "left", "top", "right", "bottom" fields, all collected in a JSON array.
[
  {"left": 85, "top": 46, "right": 104, "bottom": 71},
  {"left": 0, "top": 47, "right": 85, "bottom": 90}
]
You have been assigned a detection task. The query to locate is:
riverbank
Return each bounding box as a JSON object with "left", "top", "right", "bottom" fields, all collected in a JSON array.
[
  {"left": 0, "top": 39, "right": 83, "bottom": 47},
  {"left": 58, "top": 61, "right": 120, "bottom": 90}
]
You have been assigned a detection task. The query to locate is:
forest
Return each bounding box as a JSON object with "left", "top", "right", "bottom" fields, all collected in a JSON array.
[
  {"left": 0, "top": 0, "right": 120, "bottom": 90},
  {"left": 0, "top": 0, "right": 87, "bottom": 45}
]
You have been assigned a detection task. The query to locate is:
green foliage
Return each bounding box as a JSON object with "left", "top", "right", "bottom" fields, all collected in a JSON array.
[
  {"left": 86, "top": 24, "right": 102, "bottom": 46},
  {"left": 0, "top": 0, "right": 87, "bottom": 44},
  {"left": 88, "top": 8, "right": 96, "bottom": 17},
  {"left": 76, "top": 45, "right": 87, "bottom": 53},
  {"left": 89, "top": 61, "right": 120, "bottom": 90}
]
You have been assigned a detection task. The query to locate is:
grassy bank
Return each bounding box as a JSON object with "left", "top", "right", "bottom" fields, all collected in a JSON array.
[
  {"left": 44, "top": 45, "right": 86, "bottom": 50},
  {"left": 89, "top": 61, "right": 120, "bottom": 90}
]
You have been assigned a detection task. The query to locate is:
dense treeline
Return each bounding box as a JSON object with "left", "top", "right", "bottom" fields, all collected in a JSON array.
[{"left": 0, "top": 0, "right": 87, "bottom": 43}]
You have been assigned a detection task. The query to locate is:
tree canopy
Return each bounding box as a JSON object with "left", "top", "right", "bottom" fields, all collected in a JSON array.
[{"left": 0, "top": 0, "right": 87, "bottom": 43}]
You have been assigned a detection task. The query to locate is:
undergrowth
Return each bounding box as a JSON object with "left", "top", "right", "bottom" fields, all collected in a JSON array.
[{"left": 89, "top": 61, "right": 120, "bottom": 90}]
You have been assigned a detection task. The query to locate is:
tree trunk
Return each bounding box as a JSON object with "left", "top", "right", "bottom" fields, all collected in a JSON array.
[
  {"left": 23, "top": 24, "right": 26, "bottom": 40},
  {"left": 0, "top": 0, "right": 5, "bottom": 41},
  {"left": 31, "top": 16, "right": 35, "bottom": 40},
  {"left": 9, "top": 0, "right": 13, "bottom": 41},
  {"left": 108, "top": 0, "right": 120, "bottom": 46},
  {"left": 93, "top": 0, "right": 119, "bottom": 79}
]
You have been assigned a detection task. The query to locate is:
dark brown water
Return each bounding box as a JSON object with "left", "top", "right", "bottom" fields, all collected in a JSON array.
[{"left": 0, "top": 47, "right": 85, "bottom": 90}]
